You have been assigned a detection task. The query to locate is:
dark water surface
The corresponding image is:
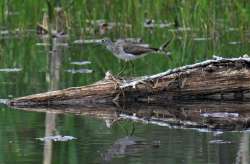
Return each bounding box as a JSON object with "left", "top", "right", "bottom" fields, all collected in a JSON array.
[
  {"left": 1, "top": 1, "right": 250, "bottom": 164},
  {"left": 0, "top": 105, "right": 247, "bottom": 164}
]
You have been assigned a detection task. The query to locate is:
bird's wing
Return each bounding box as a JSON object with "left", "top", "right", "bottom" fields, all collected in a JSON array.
[
  {"left": 123, "top": 43, "right": 158, "bottom": 55},
  {"left": 159, "top": 38, "right": 172, "bottom": 51}
]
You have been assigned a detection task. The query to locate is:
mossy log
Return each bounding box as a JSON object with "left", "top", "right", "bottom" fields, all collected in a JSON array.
[{"left": 8, "top": 56, "right": 250, "bottom": 107}]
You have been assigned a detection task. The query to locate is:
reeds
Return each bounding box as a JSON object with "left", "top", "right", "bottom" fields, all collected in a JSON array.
[{"left": 0, "top": 0, "right": 249, "bottom": 84}]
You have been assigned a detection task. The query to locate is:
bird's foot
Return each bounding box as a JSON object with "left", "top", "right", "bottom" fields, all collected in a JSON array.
[
  {"left": 105, "top": 71, "right": 123, "bottom": 89},
  {"left": 105, "top": 71, "right": 127, "bottom": 103}
]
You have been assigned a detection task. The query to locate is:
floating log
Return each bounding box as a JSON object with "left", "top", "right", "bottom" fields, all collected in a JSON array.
[{"left": 8, "top": 56, "right": 250, "bottom": 107}]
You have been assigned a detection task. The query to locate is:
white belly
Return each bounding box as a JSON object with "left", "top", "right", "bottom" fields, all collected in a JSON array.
[
  {"left": 114, "top": 52, "right": 139, "bottom": 61},
  {"left": 108, "top": 42, "right": 147, "bottom": 61}
]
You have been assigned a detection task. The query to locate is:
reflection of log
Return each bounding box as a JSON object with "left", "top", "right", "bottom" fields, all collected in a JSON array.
[
  {"left": 14, "top": 101, "right": 250, "bottom": 130},
  {"left": 8, "top": 57, "right": 250, "bottom": 107}
]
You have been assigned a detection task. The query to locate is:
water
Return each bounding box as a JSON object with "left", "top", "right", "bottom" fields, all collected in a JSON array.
[
  {"left": 0, "top": 106, "right": 245, "bottom": 164},
  {"left": 1, "top": 0, "right": 250, "bottom": 163}
]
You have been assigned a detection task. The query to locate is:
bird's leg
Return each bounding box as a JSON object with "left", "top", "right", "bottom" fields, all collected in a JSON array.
[
  {"left": 130, "top": 123, "right": 135, "bottom": 136},
  {"left": 120, "top": 61, "right": 135, "bottom": 76},
  {"left": 128, "top": 61, "right": 135, "bottom": 75},
  {"left": 118, "top": 62, "right": 128, "bottom": 76}
]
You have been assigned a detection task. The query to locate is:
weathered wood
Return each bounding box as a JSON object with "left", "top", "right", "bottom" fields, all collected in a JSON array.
[
  {"left": 9, "top": 81, "right": 118, "bottom": 106},
  {"left": 8, "top": 56, "right": 250, "bottom": 107}
]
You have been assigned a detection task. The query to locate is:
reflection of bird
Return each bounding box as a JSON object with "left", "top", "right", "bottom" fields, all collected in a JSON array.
[
  {"left": 101, "top": 136, "right": 146, "bottom": 162},
  {"left": 100, "top": 38, "right": 171, "bottom": 61}
]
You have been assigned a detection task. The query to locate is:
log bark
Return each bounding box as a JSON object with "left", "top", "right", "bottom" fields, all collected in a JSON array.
[{"left": 8, "top": 56, "right": 250, "bottom": 107}]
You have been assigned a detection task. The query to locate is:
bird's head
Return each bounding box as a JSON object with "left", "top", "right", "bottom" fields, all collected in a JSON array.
[{"left": 100, "top": 38, "right": 113, "bottom": 49}]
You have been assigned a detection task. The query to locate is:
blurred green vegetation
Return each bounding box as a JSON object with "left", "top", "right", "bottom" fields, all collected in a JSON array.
[
  {"left": 0, "top": 0, "right": 248, "bottom": 96},
  {"left": 0, "top": 1, "right": 249, "bottom": 164},
  {"left": 0, "top": 105, "right": 244, "bottom": 164},
  {"left": 1, "top": 0, "right": 249, "bottom": 34},
  {"left": 0, "top": 0, "right": 249, "bottom": 94}
]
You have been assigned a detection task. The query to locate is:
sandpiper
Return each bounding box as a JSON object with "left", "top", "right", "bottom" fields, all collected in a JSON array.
[{"left": 100, "top": 38, "right": 171, "bottom": 61}]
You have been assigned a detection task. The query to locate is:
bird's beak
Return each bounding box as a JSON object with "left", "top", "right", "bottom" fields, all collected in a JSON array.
[{"left": 96, "top": 39, "right": 103, "bottom": 45}]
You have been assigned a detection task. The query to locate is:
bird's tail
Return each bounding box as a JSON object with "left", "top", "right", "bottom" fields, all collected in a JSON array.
[
  {"left": 158, "top": 38, "right": 172, "bottom": 58},
  {"left": 159, "top": 38, "right": 172, "bottom": 51}
]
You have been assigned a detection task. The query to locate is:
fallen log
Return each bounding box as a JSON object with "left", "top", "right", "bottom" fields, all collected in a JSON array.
[{"left": 8, "top": 56, "right": 250, "bottom": 107}]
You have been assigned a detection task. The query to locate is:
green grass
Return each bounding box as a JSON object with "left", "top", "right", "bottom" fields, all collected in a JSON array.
[
  {"left": 0, "top": 0, "right": 249, "bottom": 94},
  {"left": 0, "top": 1, "right": 249, "bottom": 164}
]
